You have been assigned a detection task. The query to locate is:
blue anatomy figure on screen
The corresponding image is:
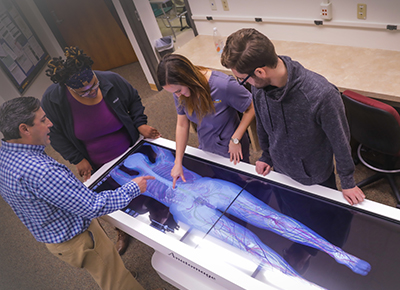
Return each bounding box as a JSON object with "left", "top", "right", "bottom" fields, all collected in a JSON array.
[{"left": 110, "top": 144, "right": 370, "bottom": 288}]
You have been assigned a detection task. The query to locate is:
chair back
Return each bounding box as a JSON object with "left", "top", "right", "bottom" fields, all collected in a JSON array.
[
  {"left": 172, "top": 0, "right": 185, "bottom": 7},
  {"left": 342, "top": 90, "right": 400, "bottom": 156},
  {"left": 151, "top": 3, "right": 173, "bottom": 18}
]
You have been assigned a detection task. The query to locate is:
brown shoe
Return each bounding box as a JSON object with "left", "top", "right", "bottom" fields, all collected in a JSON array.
[
  {"left": 116, "top": 229, "right": 130, "bottom": 255},
  {"left": 131, "top": 271, "right": 138, "bottom": 279}
]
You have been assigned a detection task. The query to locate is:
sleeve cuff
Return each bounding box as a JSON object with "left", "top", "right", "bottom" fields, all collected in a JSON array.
[
  {"left": 122, "top": 181, "right": 141, "bottom": 199},
  {"left": 339, "top": 175, "right": 356, "bottom": 190}
]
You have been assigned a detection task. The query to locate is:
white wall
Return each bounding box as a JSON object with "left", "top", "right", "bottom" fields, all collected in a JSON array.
[
  {"left": 3, "top": 0, "right": 397, "bottom": 109},
  {"left": 112, "top": 0, "right": 163, "bottom": 86},
  {"left": 188, "top": 0, "right": 400, "bottom": 51}
]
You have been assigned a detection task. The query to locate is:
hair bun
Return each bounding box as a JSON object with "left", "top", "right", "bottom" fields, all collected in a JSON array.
[{"left": 46, "top": 46, "right": 94, "bottom": 85}]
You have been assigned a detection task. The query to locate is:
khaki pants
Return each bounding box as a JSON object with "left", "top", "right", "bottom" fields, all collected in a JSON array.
[{"left": 46, "top": 219, "right": 144, "bottom": 290}]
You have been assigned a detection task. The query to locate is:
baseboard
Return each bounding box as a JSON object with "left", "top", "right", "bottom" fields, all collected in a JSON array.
[{"left": 149, "top": 83, "right": 158, "bottom": 91}]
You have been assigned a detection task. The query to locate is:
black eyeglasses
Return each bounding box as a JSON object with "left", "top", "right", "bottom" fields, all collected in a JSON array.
[
  {"left": 236, "top": 73, "right": 252, "bottom": 86},
  {"left": 236, "top": 65, "right": 266, "bottom": 86}
]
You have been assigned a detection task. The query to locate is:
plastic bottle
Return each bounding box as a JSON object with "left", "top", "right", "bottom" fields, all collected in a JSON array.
[{"left": 213, "top": 27, "right": 224, "bottom": 54}]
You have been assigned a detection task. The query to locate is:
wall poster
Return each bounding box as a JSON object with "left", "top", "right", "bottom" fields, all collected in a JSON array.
[{"left": 0, "top": 0, "right": 49, "bottom": 93}]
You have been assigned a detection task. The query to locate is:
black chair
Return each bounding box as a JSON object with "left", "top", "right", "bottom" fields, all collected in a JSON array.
[
  {"left": 172, "top": 0, "right": 189, "bottom": 30},
  {"left": 342, "top": 90, "right": 400, "bottom": 208}
]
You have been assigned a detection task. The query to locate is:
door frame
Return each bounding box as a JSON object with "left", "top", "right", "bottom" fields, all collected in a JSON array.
[
  {"left": 33, "top": 0, "right": 68, "bottom": 49},
  {"left": 33, "top": 0, "right": 197, "bottom": 91},
  {"left": 183, "top": 0, "right": 198, "bottom": 36},
  {"left": 117, "top": 0, "right": 197, "bottom": 91},
  {"left": 118, "top": 0, "right": 161, "bottom": 90},
  {"left": 33, "top": 0, "right": 137, "bottom": 71},
  {"left": 33, "top": 0, "right": 130, "bottom": 52}
]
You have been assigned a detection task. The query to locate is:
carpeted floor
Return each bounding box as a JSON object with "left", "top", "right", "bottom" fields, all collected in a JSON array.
[
  {"left": 0, "top": 61, "right": 399, "bottom": 290},
  {"left": 0, "top": 62, "right": 182, "bottom": 290}
]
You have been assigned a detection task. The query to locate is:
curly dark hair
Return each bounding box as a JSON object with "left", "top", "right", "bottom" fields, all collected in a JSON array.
[{"left": 45, "top": 46, "right": 94, "bottom": 85}]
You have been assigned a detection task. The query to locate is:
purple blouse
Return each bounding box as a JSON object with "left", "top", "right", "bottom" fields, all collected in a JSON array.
[
  {"left": 67, "top": 90, "right": 131, "bottom": 168},
  {"left": 174, "top": 71, "right": 252, "bottom": 159}
]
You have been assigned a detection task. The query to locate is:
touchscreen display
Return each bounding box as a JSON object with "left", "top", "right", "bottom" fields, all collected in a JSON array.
[{"left": 90, "top": 141, "right": 400, "bottom": 290}]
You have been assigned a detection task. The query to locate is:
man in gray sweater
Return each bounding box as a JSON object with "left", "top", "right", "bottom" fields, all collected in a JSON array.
[{"left": 221, "top": 28, "right": 365, "bottom": 205}]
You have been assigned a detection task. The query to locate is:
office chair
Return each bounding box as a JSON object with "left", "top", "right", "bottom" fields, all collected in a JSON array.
[
  {"left": 342, "top": 90, "right": 400, "bottom": 208},
  {"left": 172, "top": 0, "right": 189, "bottom": 30},
  {"left": 151, "top": 0, "right": 188, "bottom": 40},
  {"left": 151, "top": 1, "right": 176, "bottom": 38},
  {"left": 151, "top": 2, "right": 173, "bottom": 19}
]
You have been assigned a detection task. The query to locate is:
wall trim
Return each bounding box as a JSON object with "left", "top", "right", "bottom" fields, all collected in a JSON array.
[{"left": 192, "top": 14, "right": 399, "bottom": 31}]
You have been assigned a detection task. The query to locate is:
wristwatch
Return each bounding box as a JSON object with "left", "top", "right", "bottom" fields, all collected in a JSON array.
[{"left": 230, "top": 137, "right": 240, "bottom": 145}]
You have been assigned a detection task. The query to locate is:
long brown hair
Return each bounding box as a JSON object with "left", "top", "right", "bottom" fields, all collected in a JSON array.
[{"left": 157, "top": 54, "right": 215, "bottom": 122}]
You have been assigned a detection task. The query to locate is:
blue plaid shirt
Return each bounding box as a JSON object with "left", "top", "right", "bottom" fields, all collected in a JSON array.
[{"left": 0, "top": 140, "right": 140, "bottom": 243}]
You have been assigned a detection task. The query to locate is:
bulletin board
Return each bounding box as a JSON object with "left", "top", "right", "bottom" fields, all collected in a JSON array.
[{"left": 0, "top": 0, "right": 49, "bottom": 94}]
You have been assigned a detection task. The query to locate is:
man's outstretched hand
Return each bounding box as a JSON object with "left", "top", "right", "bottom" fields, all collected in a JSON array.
[{"left": 132, "top": 175, "right": 155, "bottom": 192}]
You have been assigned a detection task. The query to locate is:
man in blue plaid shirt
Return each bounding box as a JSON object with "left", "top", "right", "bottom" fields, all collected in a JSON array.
[{"left": 0, "top": 97, "right": 158, "bottom": 290}]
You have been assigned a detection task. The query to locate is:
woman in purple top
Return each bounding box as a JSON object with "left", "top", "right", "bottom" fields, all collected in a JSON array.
[
  {"left": 42, "top": 46, "right": 160, "bottom": 255},
  {"left": 42, "top": 47, "right": 160, "bottom": 182},
  {"left": 157, "top": 54, "right": 255, "bottom": 188}
]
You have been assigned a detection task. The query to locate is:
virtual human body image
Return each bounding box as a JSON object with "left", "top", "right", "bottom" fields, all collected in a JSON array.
[{"left": 93, "top": 143, "right": 370, "bottom": 289}]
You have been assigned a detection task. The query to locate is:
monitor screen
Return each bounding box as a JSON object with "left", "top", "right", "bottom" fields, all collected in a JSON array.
[{"left": 90, "top": 141, "right": 400, "bottom": 290}]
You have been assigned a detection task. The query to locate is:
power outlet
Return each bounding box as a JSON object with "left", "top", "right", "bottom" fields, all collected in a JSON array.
[
  {"left": 357, "top": 3, "right": 367, "bottom": 20},
  {"left": 209, "top": 0, "right": 217, "bottom": 11},
  {"left": 320, "top": 2, "right": 332, "bottom": 20},
  {"left": 221, "top": 0, "right": 229, "bottom": 11}
]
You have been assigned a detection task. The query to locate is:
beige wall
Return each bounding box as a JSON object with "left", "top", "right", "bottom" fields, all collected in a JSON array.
[
  {"left": 2, "top": 0, "right": 398, "bottom": 107},
  {"left": 188, "top": 0, "right": 400, "bottom": 51}
]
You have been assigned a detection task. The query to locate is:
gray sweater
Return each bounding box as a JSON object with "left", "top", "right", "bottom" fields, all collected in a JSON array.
[{"left": 253, "top": 56, "right": 355, "bottom": 189}]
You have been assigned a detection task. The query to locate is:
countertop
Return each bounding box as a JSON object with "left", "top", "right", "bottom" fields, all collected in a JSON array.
[{"left": 174, "top": 35, "right": 400, "bottom": 103}]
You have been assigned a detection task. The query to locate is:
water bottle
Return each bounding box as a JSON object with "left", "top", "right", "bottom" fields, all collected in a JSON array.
[{"left": 213, "top": 27, "right": 224, "bottom": 54}]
